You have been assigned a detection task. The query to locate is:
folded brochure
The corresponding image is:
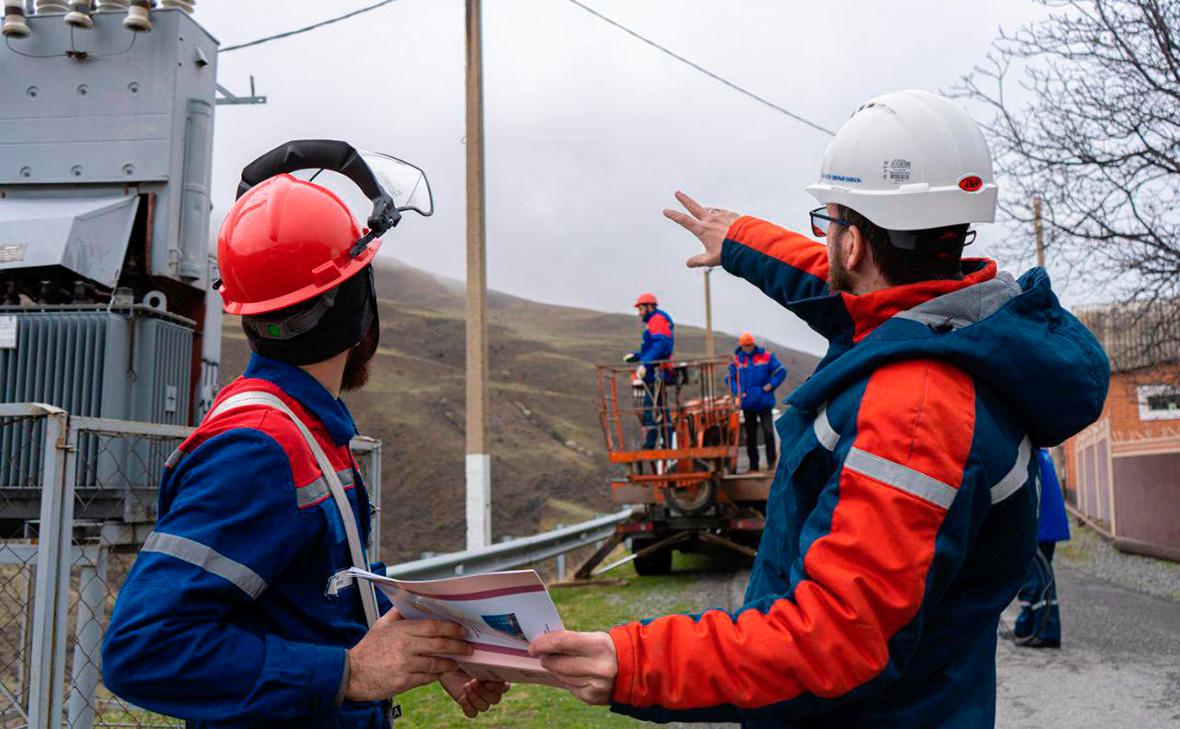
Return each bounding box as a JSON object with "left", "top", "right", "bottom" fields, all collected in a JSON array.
[{"left": 348, "top": 567, "right": 566, "bottom": 686}]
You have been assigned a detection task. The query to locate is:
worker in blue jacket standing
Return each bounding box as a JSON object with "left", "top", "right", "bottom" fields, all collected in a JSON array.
[
  {"left": 624, "top": 292, "right": 675, "bottom": 450},
  {"left": 102, "top": 141, "right": 507, "bottom": 727},
  {"left": 728, "top": 332, "right": 787, "bottom": 472},
  {"left": 1014, "top": 448, "right": 1070, "bottom": 647}
]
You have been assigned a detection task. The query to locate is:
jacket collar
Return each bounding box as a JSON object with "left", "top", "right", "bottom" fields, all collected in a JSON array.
[
  {"left": 733, "top": 346, "right": 765, "bottom": 358},
  {"left": 244, "top": 354, "right": 358, "bottom": 446},
  {"left": 840, "top": 259, "right": 997, "bottom": 342}
]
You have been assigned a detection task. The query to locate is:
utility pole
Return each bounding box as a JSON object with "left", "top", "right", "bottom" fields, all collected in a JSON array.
[
  {"left": 703, "top": 267, "right": 714, "bottom": 358},
  {"left": 1033, "top": 195, "right": 1045, "bottom": 268},
  {"left": 465, "top": 0, "right": 491, "bottom": 550}
]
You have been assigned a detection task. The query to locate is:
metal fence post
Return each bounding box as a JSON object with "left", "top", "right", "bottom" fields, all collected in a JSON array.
[
  {"left": 27, "top": 406, "right": 74, "bottom": 728},
  {"left": 67, "top": 544, "right": 108, "bottom": 729}
]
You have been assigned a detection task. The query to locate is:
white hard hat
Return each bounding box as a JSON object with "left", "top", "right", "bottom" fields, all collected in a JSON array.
[{"left": 806, "top": 89, "right": 998, "bottom": 231}]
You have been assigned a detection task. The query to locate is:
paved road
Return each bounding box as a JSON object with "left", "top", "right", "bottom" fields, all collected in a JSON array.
[
  {"left": 666, "top": 560, "right": 1180, "bottom": 728},
  {"left": 996, "top": 562, "right": 1180, "bottom": 729}
]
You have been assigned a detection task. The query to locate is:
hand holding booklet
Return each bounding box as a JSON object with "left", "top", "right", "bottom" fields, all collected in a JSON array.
[{"left": 348, "top": 567, "right": 566, "bottom": 687}]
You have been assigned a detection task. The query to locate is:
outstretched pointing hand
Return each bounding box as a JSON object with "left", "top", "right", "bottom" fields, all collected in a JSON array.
[{"left": 663, "top": 191, "right": 740, "bottom": 268}]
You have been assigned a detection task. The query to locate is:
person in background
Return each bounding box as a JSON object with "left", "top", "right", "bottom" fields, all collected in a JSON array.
[
  {"left": 623, "top": 292, "right": 675, "bottom": 449},
  {"left": 727, "top": 332, "right": 787, "bottom": 472},
  {"left": 1014, "top": 448, "right": 1070, "bottom": 647}
]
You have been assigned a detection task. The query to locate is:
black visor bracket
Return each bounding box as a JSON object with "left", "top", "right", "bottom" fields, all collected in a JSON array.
[{"left": 237, "top": 139, "right": 401, "bottom": 257}]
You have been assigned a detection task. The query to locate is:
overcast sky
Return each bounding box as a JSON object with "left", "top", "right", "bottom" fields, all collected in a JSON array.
[{"left": 199, "top": 0, "right": 1050, "bottom": 356}]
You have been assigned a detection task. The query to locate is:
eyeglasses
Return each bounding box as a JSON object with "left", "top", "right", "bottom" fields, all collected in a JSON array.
[{"left": 809, "top": 207, "right": 850, "bottom": 238}]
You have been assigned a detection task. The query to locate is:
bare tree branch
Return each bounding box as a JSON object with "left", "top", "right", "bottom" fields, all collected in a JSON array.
[{"left": 952, "top": 0, "right": 1180, "bottom": 371}]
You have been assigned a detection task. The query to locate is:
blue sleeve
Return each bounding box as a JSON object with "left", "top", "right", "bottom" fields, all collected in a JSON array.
[
  {"left": 638, "top": 335, "right": 673, "bottom": 364},
  {"left": 1036, "top": 450, "right": 1070, "bottom": 542},
  {"left": 102, "top": 430, "right": 346, "bottom": 722},
  {"left": 769, "top": 353, "right": 787, "bottom": 390},
  {"left": 727, "top": 361, "right": 738, "bottom": 395}
]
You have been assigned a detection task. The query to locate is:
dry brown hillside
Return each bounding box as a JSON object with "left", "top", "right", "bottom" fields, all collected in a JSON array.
[{"left": 221, "top": 260, "right": 819, "bottom": 562}]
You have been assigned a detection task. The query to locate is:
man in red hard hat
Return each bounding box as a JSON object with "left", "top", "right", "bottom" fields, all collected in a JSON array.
[
  {"left": 103, "top": 141, "right": 507, "bottom": 728},
  {"left": 623, "top": 292, "right": 675, "bottom": 449}
]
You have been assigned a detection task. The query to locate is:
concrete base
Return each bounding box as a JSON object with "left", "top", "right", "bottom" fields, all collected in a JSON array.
[{"left": 465, "top": 453, "right": 491, "bottom": 551}]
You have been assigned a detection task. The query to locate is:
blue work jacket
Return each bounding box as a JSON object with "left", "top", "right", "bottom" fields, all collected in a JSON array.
[
  {"left": 1037, "top": 449, "right": 1071, "bottom": 543},
  {"left": 728, "top": 346, "right": 787, "bottom": 411},
  {"left": 103, "top": 355, "right": 392, "bottom": 728}
]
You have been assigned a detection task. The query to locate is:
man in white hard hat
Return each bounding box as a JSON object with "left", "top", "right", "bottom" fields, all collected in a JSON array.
[{"left": 530, "top": 90, "right": 1110, "bottom": 728}]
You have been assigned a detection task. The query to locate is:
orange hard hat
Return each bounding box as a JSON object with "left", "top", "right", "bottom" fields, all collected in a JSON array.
[
  {"left": 739, "top": 332, "right": 756, "bottom": 346},
  {"left": 215, "top": 173, "right": 381, "bottom": 316},
  {"left": 634, "top": 292, "right": 658, "bottom": 307}
]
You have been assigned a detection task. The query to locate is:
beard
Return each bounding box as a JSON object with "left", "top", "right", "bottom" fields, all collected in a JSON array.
[
  {"left": 827, "top": 241, "right": 854, "bottom": 293},
  {"left": 341, "top": 319, "right": 379, "bottom": 392}
]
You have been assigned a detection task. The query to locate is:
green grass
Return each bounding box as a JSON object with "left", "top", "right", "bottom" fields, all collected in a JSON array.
[{"left": 395, "top": 553, "right": 711, "bottom": 728}]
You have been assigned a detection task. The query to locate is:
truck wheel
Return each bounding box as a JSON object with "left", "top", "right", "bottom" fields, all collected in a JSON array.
[
  {"left": 667, "top": 479, "right": 717, "bottom": 517},
  {"left": 632, "top": 540, "right": 673, "bottom": 576}
]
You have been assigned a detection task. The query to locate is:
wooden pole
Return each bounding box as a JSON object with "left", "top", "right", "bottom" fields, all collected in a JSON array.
[
  {"left": 465, "top": 0, "right": 491, "bottom": 550},
  {"left": 704, "top": 267, "right": 714, "bottom": 358},
  {"left": 1034, "top": 196, "right": 1045, "bottom": 268}
]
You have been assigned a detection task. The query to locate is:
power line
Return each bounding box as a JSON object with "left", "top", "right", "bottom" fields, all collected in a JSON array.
[
  {"left": 218, "top": 0, "right": 837, "bottom": 138},
  {"left": 220, "top": 0, "right": 400, "bottom": 53},
  {"left": 562, "top": 0, "right": 836, "bottom": 137}
]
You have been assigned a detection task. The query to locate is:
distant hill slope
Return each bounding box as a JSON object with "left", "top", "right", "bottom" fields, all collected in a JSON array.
[{"left": 221, "top": 260, "right": 820, "bottom": 561}]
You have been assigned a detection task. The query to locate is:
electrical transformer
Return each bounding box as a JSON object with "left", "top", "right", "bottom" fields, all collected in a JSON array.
[{"left": 0, "top": 6, "right": 221, "bottom": 428}]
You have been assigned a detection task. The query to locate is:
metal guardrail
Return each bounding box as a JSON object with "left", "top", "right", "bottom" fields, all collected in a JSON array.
[{"left": 387, "top": 508, "right": 636, "bottom": 580}]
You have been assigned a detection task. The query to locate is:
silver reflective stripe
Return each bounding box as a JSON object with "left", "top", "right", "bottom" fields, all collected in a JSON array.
[
  {"left": 844, "top": 447, "right": 958, "bottom": 509},
  {"left": 164, "top": 448, "right": 185, "bottom": 469},
  {"left": 1021, "top": 599, "right": 1058, "bottom": 610},
  {"left": 296, "top": 469, "right": 355, "bottom": 508},
  {"left": 298, "top": 469, "right": 356, "bottom": 508},
  {"left": 991, "top": 437, "right": 1033, "bottom": 505},
  {"left": 813, "top": 405, "right": 840, "bottom": 451},
  {"left": 297, "top": 476, "right": 331, "bottom": 508},
  {"left": 142, "top": 531, "right": 267, "bottom": 599}
]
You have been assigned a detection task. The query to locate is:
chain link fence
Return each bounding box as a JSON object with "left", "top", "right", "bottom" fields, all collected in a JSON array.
[{"left": 0, "top": 405, "right": 383, "bottom": 729}]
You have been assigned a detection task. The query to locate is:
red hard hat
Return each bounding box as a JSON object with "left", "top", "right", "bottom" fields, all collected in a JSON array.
[
  {"left": 739, "top": 332, "right": 756, "bottom": 346},
  {"left": 634, "top": 292, "right": 658, "bottom": 307},
  {"left": 215, "top": 173, "right": 381, "bottom": 316}
]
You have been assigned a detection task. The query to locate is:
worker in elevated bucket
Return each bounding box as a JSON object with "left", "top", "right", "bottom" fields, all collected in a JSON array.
[
  {"left": 727, "top": 332, "right": 787, "bottom": 472},
  {"left": 102, "top": 141, "right": 507, "bottom": 728},
  {"left": 1013, "top": 448, "right": 1070, "bottom": 648},
  {"left": 623, "top": 293, "right": 675, "bottom": 450},
  {"left": 530, "top": 90, "right": 1110, "bottom": 728}
]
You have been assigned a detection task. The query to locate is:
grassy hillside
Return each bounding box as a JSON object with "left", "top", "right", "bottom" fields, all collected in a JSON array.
[{"left": 221, "top": 260, "right": 819, "bottom": 562}]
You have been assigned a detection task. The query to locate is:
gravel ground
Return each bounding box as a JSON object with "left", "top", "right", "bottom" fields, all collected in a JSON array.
[
  {"left": 996, "top": 562, "right": 1180, "bottom": 728},
  {"left": 1055, "top": 519, "right": 1180, "bottom": 602}
]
